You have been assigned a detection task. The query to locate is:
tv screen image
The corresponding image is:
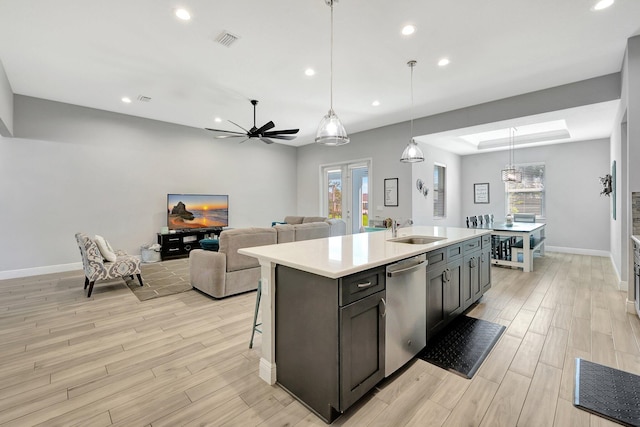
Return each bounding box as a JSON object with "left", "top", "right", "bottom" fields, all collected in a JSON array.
[{"left": 167, "top": 194, "right": 229, "bottom": 230}]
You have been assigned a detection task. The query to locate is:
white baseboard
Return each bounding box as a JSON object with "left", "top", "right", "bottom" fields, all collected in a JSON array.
[
  {"left": 545, "top": 246, "right": 610, "bottom": 257},
  {"left": 0, "top": 262, "right": 83, "bottom": 281}
]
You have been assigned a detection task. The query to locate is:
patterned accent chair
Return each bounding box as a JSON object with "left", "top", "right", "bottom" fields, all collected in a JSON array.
[{"left": 75, "top": 233, "right": 143, "bottom": 297}]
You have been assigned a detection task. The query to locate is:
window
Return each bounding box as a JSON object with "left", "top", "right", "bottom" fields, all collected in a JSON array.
[
  {"left": 506, "top": 163, "right": 545, "bottom": 218},
  {"left": 433, "top": 163, "right": 446, "bottom": 218}
]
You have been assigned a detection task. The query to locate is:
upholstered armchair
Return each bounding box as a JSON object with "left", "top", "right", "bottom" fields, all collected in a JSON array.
[{"left": 75, "top": 233, "right": 143, "bottom": 297}]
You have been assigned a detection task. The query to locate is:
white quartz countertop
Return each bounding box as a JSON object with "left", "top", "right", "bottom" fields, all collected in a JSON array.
[{"left": 239, "top": 226, "right": 491, "bottom": 279}]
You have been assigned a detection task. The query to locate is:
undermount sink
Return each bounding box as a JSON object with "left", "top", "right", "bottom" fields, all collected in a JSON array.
[{"left": 388, "top": 235, "right": 446, "bottom": 245}]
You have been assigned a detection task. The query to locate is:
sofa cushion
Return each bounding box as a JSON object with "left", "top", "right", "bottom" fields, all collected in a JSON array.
[
  {"left": 284, "top": 216, "right": 304, "bottom": 224},
  {"left": 274, "top": 224, "right": 296, "bottom": 244},
  {"left": 94, "top": 235, "right": 117, "bottom": 262},
  {"left": 294, "top": 222, "right": 330, "bottom": 241},
  {"left": 218, "top": 227, "right": 277, "bottom": 272},
  {"left": 302, "top": 216, "right": 327, "bottom": 224}
]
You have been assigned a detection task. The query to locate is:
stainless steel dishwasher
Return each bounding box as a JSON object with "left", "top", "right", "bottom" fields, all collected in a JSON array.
[{"left": 385, "top": 254, "right": 427, "bottom": 377}]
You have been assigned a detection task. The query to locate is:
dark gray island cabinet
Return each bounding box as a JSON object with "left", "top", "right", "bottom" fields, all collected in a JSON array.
[{"left": 238, "top": 226, "right": 493, "bottom": 423}]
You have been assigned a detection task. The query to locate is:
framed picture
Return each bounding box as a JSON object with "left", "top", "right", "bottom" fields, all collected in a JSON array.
[
  {"left": 474, "top": 183, "right": 489, "bottom": 204},
  {"left": 384, "top": 178, "right": 398, "bottom": 206}
]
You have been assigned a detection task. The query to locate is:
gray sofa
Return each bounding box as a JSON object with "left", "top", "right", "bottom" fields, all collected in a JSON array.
[
  {"left": 189, "top": 217, "right": 347, "bottom": 299},
  {"left": 190, "top": 227, "right": 277, "bottom": 299},
  {"left": 281, "top": 215, "right": 346, "bottom": 240}
]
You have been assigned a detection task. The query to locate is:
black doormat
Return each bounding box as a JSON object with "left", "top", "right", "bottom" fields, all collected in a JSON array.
[
  {"left": 417, "top": 315, "right": 505, "bottom": 379},
  {"left": 574, "top": 358, "right": 640, "bottom": 426}
]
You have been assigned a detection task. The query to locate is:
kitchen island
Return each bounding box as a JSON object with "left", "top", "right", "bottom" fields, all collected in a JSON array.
[{"left": 239, "top": 225, "right": 492, "bottom": 422}]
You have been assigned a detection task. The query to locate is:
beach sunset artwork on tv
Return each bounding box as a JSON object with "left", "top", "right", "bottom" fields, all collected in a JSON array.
[{"left": 167, "top": 194, "right": 229, "bottom": 230}]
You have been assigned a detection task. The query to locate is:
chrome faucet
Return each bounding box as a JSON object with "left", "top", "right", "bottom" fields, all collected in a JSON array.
[{"left": 391, "top": 219, "right": 413, "bottom": 237}]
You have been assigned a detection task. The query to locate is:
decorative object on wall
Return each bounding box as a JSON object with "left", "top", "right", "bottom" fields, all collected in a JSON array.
[
  {"left": 599, "top": 173, "right": 612, "bottom": 197},
  {"left": 315, "top": 0, "right": 349, "bottom": 146},
  {"left": 501, "top": 127, "right": 522, "bottom": 183},
  {"left": 400, "top": 60, "right": 425, "bottom": 163},
  {"left": 416, "top": 179, "right": 429, "bottom": 198},
  {"left": 612, "top": 160, "right": 616, "bottom": 220},
  {"left": 384, "top": 178, "right": 399, "bottom": 206},
  {"left": 474, "top": 183, "right": 490, "bottom": 204}
]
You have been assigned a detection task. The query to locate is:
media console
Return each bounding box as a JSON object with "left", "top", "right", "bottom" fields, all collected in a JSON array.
[{"left": 157, "top": 228, "right": 221, "bottom": 260}]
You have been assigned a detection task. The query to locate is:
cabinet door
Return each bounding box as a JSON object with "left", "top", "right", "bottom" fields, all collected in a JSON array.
[
  {"left": 480, "top": 248, "right": 491, "bottom": 293},
  {"left": 462, "top": 253, "right": 478, "bottom": 309},
  {"left": 339, "top": 291, "right": 385, "bottom": 411},
  {"left": 444, "top": 257, "right": 463, "bottom": 321},
  {"left": 427, "top": 264, "right": 447, "bottom": 341}
]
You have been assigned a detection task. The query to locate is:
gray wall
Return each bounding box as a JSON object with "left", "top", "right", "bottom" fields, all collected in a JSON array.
[
  {"left": 411, "top": 142, "right": 462, "bottom": 227},
  {"left": 297, "top": 121, "right": 415, "bottom": 226},
  {"left": 0, "top": 96, "right": 297, "bottom": 277},
  {"left": 0, "top": 60, "right": 12, "bottom": 137},
  {"left": 461, "top": 139, "right": 611, "bottom": 253}
]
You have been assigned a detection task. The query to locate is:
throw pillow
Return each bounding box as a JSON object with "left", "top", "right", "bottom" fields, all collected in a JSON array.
[
  {"left": 199, "top": 239, "right": 219, "bottom": 251},
  {"left": 95, "top": 235, "right": 117, "bottom": 262}
]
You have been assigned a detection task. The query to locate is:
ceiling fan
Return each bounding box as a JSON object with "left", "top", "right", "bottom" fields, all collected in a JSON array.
[{"left": 205, "top": 99, "right": 299, "bottom": 144}]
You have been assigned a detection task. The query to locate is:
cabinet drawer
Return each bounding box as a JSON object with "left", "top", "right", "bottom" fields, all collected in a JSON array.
[
  {"left": 481, "top": 234, "right": 491, "bottom": 249},
  {"left": 340, "top": 268, "right": 385, "bottom": 306},
  {"left": 463, "top": 237, "right": 481, "bottom": 253},
  {"left": 446, "top": 244, "right": 463, "bottom": 261},
  {"left": 426, "top": 249, "right": 446, "bottom": 270}
]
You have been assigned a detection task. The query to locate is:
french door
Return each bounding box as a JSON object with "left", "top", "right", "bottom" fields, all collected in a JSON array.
[{"left": 321, "top": 160, "right": 371, "bottom": 234}]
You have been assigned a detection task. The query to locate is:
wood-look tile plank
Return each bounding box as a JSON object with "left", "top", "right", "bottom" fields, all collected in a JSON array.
[
  {"left": 477, "top": 334, "right": 521, "bottom": 384},
  {"left": 553, "top": 397, "right": 590, "bottom": 427},
  {"left": 509, "top": 331, "right": 546, "bottom": 378},
  {"left": 539, "top": 326, "right": 569, "bottom": 369},
  {"left": 517, "top": 363, "right": 562, "bottom": 426},
  {"left": 442, "top": 376, "right": 499, "bottom": 427},
  {"left": 479, "top": 370, "right": 531, "bottom": 427}
]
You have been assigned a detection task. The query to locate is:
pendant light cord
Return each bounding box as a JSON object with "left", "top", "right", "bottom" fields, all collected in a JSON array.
[
  {"left": 410, "top": 62, "right": 414, "bottom": 140},
  {"left": 330, "top": 0, "right": 334, "bottom": 111}
]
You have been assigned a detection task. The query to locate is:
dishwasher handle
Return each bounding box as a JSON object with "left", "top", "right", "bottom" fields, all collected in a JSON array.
[{"left": 386, "top": 260, "right": 428, "bottom": 277}]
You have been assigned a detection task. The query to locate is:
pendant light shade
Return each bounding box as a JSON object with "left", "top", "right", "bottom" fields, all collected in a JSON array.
[
  {"left": 400, "top": 60, "right": 424, "bottom": 163},
  {"left": 501, "top": 127, "right": 522, "bottom": 183},
  {"left": 316, "top": 0, "right": 349, "bottom": 146}
]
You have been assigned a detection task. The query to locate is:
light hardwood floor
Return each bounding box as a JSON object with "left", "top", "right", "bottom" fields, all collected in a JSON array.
[{"left": 1, "top": 252, "right": 639, "bottom": 426}]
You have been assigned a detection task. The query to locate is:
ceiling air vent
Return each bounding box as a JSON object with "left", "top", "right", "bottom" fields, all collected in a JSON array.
[
  {"left": 137, "top": 95, "right": 152, "bottom": 102},
  {"left": 214, "top": 30, "right": 240, "bottom": 47}
]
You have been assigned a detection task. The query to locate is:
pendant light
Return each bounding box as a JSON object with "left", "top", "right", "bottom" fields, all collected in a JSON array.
[
  {"left": 501, "top": 127, "right": 522, "bottom": 182},
  {"left": 315, "top": 0, "right": 350, "bottom": 146},
  {"left": 400, "top": 60, "right": 425, "bottom": 163}
]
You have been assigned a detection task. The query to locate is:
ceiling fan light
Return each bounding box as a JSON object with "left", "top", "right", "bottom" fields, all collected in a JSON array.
[
  {"left": 400, "top": 139, "right": 425, "bottom": 163},
  {"left": 316, "top": 109, "right": 350, "bottom": 145}
]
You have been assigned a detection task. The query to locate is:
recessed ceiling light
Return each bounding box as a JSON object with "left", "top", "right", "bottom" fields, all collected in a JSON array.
[
  {"left": 175, "top": 8, "right": 191, "bottom": 20},
  {"left": 438, "top": 58, "right": 450, "bottom": 67},
  {"left": 121, "top": 97, "right": 132, "bottom": 104},
  {"left": 592, "top": 0, "right": 614, "bottom": 10},
  {"left": 372, "top": 100, "right": 380, "bottom": 107},
  {"left": 305, "top": 68, "right": 315, "bottom": 77},
  {"left": 214, "top": 117, "right": 222, "bottom": 123},
  {"left": 401, "top": 25, "right": 416, "bottom": 36}
]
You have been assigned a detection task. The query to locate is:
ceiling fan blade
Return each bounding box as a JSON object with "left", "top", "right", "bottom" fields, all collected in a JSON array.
[
  {"left": 254, "top": 121, "right": 275, "bottom": 135},
  {"left": 266, "top": 135, "right": 297, "bottom": 140},
  {"left": 213, "top": 134, "right": 245, "bottom": 139},
  {"left": 228, "top": 120, "right": 249, "bottom": 133},
  {"left": 205, "top": 128, "right": 247, "bottom": 136},
  {"left": 263, "top": 128, "right": 299, "bottom": 136},
  {"left": 259, "top": 138, "right": 275, "bottom": 144},
  {"left": 238, "top": 138, "right": 250, "bottom": 144}
]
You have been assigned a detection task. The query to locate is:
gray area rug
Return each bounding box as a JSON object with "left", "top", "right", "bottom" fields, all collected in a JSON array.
[{"left": 125, "top": 258, "right": 193, "bottom": 301}]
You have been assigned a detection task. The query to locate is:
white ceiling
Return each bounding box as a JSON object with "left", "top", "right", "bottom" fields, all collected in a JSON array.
[{"left": 1, "top": 0, "right": 639, "bottom": 151}]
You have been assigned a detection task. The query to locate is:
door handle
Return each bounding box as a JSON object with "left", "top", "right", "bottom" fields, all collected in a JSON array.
[{"left": 379, "top": 298, "right": 386, "bottom": 317}]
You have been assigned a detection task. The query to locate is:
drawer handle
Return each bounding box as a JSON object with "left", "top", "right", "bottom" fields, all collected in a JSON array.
[
  {"left": 168, "top": 248, "right": 180, "bottom": 252},
  {"left": 357, "top": 281, "right": 373, "bottom": 288}
]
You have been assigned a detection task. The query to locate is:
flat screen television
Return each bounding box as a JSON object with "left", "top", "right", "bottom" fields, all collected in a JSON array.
[{"left": 167, "top": 194, "right": 229, "bottom": 230}]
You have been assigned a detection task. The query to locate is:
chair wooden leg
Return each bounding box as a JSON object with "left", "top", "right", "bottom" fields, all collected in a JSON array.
[
  {"left": 137, "top": 274, "right": 144, "bottom": 287},
  {"left": 87, "top": 281, "right": 95, "bottom": 298},
  {"left": 84, "top": 277, "right": 89, "bottom": 289}
]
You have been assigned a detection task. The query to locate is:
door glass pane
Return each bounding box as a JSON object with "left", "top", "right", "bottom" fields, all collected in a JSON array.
[
  {"left": 351, "top": 167, "right": 368, "bottom": 231},
  {"left": 327, "top": 170, "right": 342, "bottom": 219}
]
